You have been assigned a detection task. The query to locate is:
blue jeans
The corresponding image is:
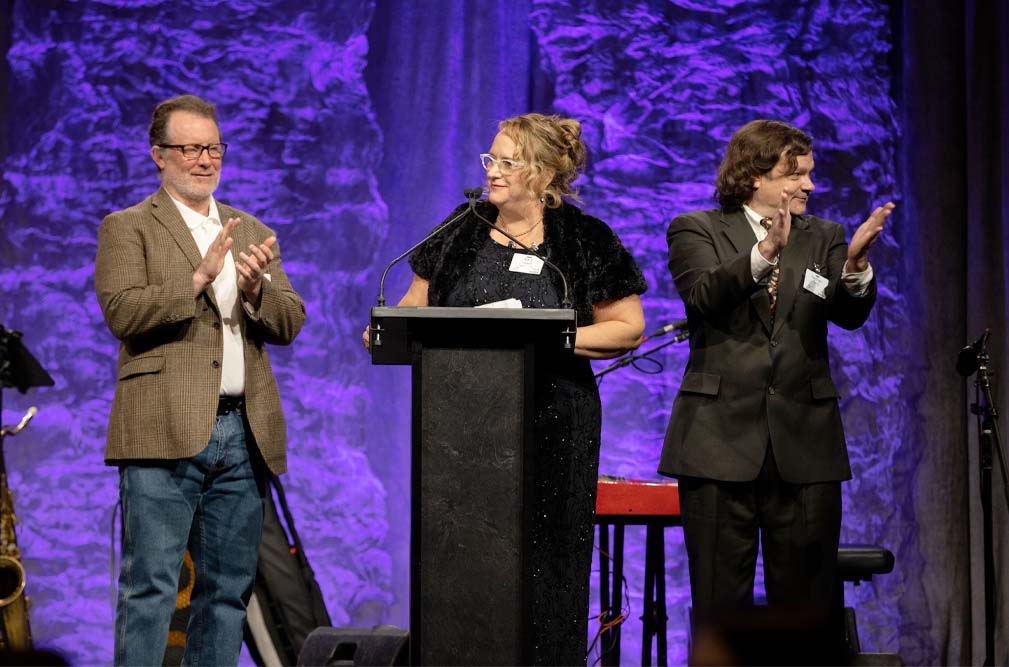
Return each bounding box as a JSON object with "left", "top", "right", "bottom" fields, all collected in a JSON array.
[{"left": 114, "top": 410, "right": 265, "bottom": 666}]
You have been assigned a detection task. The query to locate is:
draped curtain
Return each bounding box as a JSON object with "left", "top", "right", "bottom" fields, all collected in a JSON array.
[{"left": 900, "top": 0, "right": 1009, "bottom": 663}]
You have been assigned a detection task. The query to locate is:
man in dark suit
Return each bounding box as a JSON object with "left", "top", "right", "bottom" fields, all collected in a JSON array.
[
  {"left": 95, "top": 95, "right": 305, "bottom": 665},
  {"left": 659, "top": 120, "right": 894, "bottom": 629}
]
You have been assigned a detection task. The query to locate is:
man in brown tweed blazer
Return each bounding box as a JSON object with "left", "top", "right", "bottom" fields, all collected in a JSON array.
[{"left": 94, "top": 95, "right": 305, "bottom": 666}]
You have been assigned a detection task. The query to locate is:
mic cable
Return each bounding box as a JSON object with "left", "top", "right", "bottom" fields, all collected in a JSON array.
[
  {"left": 641, "top": 318, "right": 688, "bottom": 343},
  {"left": 469, "top": 206, "right": 573, "bottom": 310}
]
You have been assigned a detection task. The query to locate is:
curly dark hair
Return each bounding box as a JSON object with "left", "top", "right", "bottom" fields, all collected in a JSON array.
[
  {"left": 715, "top": 120, "right": 812, "bottom": 210},
  {"left": 148, "top": 95, "right": 220, "bottom": 147}
]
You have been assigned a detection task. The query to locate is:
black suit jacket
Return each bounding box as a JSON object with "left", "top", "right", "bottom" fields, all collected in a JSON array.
[{"left": 658, "top": 208, "right": 875, "bottom": 484}]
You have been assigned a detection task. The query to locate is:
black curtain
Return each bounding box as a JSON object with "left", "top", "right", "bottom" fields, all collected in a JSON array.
[{"left": 901, "top": 0, "right": 1008, "bottom": 663}]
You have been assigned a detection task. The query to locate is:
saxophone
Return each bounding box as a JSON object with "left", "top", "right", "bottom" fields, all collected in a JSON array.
[{"left": 0, "top": 406, "right": 35, "bottom": 652}]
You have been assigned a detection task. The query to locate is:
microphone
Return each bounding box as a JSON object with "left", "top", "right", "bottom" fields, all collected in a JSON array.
[
  {"left": 469, "top": 206, "right": 573, "bottom": 310},
  {"left": 957, "top": 328, "right": 991, "bottom": 377},
  {"left": 642, "top": 318, "right": 688, "bottom": 343},
  {"left": 376, "top": 188, "right": 483, "bottom": 306}
]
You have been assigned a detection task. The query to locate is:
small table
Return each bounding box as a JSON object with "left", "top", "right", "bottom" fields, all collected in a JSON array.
[{"left": 595, "top": 478, "right": 681, "bottom": 667}]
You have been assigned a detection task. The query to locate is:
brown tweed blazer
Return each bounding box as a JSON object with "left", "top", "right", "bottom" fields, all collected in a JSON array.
[{"left": 94, "top": 187, "right": 305, "bottom": 475}]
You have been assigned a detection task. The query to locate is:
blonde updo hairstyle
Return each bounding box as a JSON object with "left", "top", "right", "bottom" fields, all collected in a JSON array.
[{"left": 498, "top": 113, "right": 585, "bottom": 208}]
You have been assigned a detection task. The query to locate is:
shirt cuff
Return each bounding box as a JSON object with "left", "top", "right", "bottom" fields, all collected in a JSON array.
[
  {"left": 242, "top": 296, "right": 261, "bottom": 319},
  {"left": 841, "top": 263, "right": 874, "bottom": 297},
  {"left": 750, "top": 243, "right": 777, "bottom": 283}
]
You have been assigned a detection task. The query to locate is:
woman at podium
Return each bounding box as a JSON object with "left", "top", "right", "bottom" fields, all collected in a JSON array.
[{"left": 382, "top": 113, "right": 646, "bottom": 665}]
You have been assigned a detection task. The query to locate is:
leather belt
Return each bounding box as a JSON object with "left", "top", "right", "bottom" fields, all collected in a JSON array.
[{"left": 217, "top": 395, "right": 245, "bottom": 415}]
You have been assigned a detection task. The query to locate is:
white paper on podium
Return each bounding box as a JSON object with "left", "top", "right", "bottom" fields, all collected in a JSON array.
[{"left": 476, "top": 298, "right": 523, "bottom": 309}]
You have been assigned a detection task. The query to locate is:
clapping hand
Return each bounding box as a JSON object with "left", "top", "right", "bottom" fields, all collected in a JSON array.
[
  {"left": 237, "top": 235, "right": 278, "bottom": 307},
  {"left": 193, "top": 217, "right": 240, "bottom": 297},
  {"left": 757, "top": 189, "right": 793, "bottom": 262},
  {"left": 847, "top": 202, "right": 895, "bottom": 272}
]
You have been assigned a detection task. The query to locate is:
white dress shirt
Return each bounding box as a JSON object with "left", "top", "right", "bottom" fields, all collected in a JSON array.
[
  {"left": 742, "top": 204, "right": 873, "bottom": 297},
  {"left": 169, "top": 194, "right": 245, "bottom": 397}
]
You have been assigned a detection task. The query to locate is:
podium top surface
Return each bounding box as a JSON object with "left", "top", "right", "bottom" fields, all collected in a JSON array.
[
  {"left": 371, "top": 306, "right": 575, "bottom": 322},
  {"left": 369, "top": 307, "right": 577, "bottom": 365}
]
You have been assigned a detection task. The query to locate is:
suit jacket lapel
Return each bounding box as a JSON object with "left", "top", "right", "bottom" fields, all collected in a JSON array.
[
  {"left": 720, "top": 209, "right": 757, "bottom": 255},
  {"left": 772, "top": 215, "right": 811, "bottom": 338},
  {"left": 751, "top": 281, "right": 772, "bottom": 335},
  {"left": 151, "top": 187, "right": 205, "bottom": 271},
  {"left": 721, "top": 210, "right": 773, "bottom": 334},
  {"left": 151, "top": 187, "right": 223, "bottom": 314}
]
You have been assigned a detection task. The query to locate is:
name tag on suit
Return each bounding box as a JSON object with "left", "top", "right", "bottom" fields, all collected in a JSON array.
[{"left": 803, "top": 268, "right": 828, "bottom": 299}]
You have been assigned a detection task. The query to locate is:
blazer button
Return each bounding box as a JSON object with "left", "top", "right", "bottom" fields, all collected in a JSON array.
[
  {"left": 212, "top": 360, "right": 220, "bottom": 369},
  {"left": 213, "top": 322, "right": 221, "bottom": 329},
  {"left": 768, "top": 386, "right": 776, "bottom": 395},
  {"left": 770, "top": 340, "right": 778, "bottom": 347}
]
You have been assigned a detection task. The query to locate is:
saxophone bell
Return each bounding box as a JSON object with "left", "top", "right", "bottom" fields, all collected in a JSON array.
[{"left": 0, "top": 557, "right": 25, "bottom": 606}]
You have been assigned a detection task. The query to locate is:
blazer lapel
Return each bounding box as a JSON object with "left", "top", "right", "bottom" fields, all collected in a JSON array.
[
  {"left": 151, "top": 187, "right": 205, "bottom": 271},
  {"left": 720, "top": 209, "right": 757, "bottom": 255},
  {"left": 721, "top": 210, "right": 773, "bottom": 334},
  {"left": 751, "top": 283, "right": 773, "bottom": 336},
  {"left": 771, "top": 215, "right": 812, "bottom": 338},
  {"left": 151, "top": 188, "right": 224, "bottom": 314}
]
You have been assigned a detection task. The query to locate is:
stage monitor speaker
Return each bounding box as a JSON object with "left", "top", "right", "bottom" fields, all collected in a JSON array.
[{"left": 297, "top": 626, "right": 409, "bottom": 667}]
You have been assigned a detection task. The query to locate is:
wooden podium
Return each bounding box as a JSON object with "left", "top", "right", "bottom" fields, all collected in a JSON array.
[{"left": 370, "top": 306, "right": 576, "bottom": 666}]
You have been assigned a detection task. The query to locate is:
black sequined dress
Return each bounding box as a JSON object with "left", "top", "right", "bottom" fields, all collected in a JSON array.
[
  {"left": 410, "top": 202, "right": 647, "bottom": 666},
  {"left": 443, "top": 237, "right": 601, "bottom": 666}
]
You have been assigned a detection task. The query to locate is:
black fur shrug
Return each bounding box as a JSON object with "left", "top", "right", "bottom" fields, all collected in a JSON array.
[{"left": 409, "top": 200, "right": 647, "bottom": 324}]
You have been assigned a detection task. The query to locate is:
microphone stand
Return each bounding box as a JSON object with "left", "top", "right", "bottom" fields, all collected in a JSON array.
[
  {"left": 965, "top": 335, "right": 1009, "bottom": 666},
  {"left": 376, "top": 188, "right": 483, "bottom": 307},
  {"left": 469, "top": 208, "right": 572, "bottom": 310},
  {"left": 594, "top": 329, "right": 689, "bottom": 379},
  {"left": 469, "top": 207, "right": 576, "bottom": 349}
]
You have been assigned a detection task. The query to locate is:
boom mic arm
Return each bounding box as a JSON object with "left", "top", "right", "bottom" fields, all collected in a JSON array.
[
  {"left": 376, "top": 188, "right": 483, "bottom": 306},
  {"left": 469, "top": 207, "right": 573, "bottom": 310}
]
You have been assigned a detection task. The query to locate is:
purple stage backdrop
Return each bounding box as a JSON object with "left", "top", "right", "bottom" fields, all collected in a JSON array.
[{"left": 0, "top": 0, "right": 932, "bottom": 664}]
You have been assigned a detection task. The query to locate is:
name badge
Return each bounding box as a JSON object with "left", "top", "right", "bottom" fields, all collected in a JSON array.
[
  {"left": 509, "top": 253, "right": 544, "bottom": 275},
  {"left": 803, "top": 268, "right": 828, "bottom": 299}
]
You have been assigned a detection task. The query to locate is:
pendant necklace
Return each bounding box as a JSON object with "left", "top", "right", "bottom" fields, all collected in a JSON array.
[{"left": 505, "top": 217, "right": 542, "bottom": 251}]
